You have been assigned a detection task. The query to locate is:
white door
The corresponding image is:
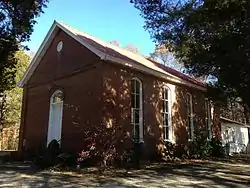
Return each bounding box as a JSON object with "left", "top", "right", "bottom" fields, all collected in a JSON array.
[{"left": 47, "top": 91, "right": 63, "bottom": 146}]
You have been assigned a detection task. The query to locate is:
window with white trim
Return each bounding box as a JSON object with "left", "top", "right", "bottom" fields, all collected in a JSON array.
[
  {"left": 52, "top": 91, "right": 63, "bottom": 104},
  {"left": 205, "top": 98, "right": 212, "bottom": 139},
  {"left": 47, "top": 90, "right": 64, "bottom": 146},
  {"left": 131, "top": 78, "right": 143, "bottom": 143},
  {"left": 187, "top": 93, "right": 194, "bottom": 140},
  {"left": 162, "top": 87, "right": 172, "bottom": 141}
]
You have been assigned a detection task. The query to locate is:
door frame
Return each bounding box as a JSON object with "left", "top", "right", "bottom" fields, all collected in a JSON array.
[{"left": 47, "top": 90, "right": 64, "bottom": 146}]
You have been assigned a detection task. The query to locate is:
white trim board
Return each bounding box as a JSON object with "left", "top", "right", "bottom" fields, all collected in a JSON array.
[
  {"left": 220, "top": 116, "right": 250, "bottom": 128},
  {"left": 19, "top": 21, "right": 59, "bottom": 87},
  {"left": 19, "top": 20, "right": 206, "bottom": 91}
]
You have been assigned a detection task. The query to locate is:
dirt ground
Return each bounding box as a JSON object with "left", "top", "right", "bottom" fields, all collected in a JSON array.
[{"left": 0, "top": 160, "right": 249, "bottom": 188}]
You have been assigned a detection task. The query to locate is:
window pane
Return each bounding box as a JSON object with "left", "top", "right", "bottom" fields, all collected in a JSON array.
[
  {"left": 164, "top": 88, "right": 169, "bottom": 100},
  {"left": 162, "top": 100, "right": 165, "bottom": 112},
  {"left": 164, "top": 114, "right": 169, "bottom": 126},
  {"left": 205, "top": 99, "right": 211, "bottom": 139},
  {"left": 131, "top": 94, "right": 135, "bottom": 108},
  {"left": 205, "top": 100, "right": 208, "bottom": 117},
  {"left": 165, "top": 101, "right": 169, "bottom": 113},
  {"left": 131, "top": 78, "right": 143, "bottom": 143},
  {"left": 135, "top": 94, "right": 140, "bottom": 108},
  {"left": 188, "top": 116, "right": 192, "bottom": 139},
  {"left": 162, "top": 88, "right": 169, "bottom": 100},
  {"left": 131, "top": 108, "right": 134, "bottom": 123},
  {"left": 134, "top": 109, "right": 140, "bottom": 124},
  {"left": 134, "top": 124, "right": 140, "bottom": 141},
  {"left": 187, "top": 94, "right": 192, "bottom": 116},
  {"left": 135, "top": 80, "right": 140, "bottom": 94},
  {"left": 164, "top": 126, "right": 169, "bottom": 140},
  {"left": 162, "top": 87, "right": 171, "bottom": 141},
  {"left": 163, "top": 101, "right": 169, "bottom": 113},
  {"left": 162, "top": 113, "right": 166, "bottom": 125}
]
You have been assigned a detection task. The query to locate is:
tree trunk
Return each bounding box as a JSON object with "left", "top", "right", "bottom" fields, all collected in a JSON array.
[
  {"left": 243, "top": 104, "right": 250, "bottom": 124},
  {"left": 0, "top": 93, "right": 6, "bottom": 150}
]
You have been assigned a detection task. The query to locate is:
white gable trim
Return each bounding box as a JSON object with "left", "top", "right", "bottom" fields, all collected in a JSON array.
[
  {"left": 56, "top": 22, "right": 106, "bottom": 59},
  {"left": 19, "top": 21, "right": 206, "bottom": 91},
  {"left": 19, "top": 21, "right": 106, "bottom": 87},
  {"left": 19, "top": 21, "right": 58, "bottom": 87},
  {"left": 220, "top": 116, "right": 250, "bottom": 128}
]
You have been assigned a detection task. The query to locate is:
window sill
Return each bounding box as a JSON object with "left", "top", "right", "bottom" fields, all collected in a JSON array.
[
  {"left": 164, "top": 139, "right": 174, "bottom": 143},
  {"left": 133, "top": 139, "right": 144, "bottom": 144}
]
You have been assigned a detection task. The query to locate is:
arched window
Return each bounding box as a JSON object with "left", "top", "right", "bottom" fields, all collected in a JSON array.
[
  {"left": 47, "top": 90, "right": 64, "bottom": 146},
  {"left": 205, "top": 98, "right": 212, "bottom": 139},
  {"left": 131, "top": 78, "right": 143, "bottom": 143},
  {"left": 187, "top": 93, "right": 194, "bottom": 140},
  {"left": 51, "top": 90, "right": 63, "bottom": 104},
  {"left": 162, "top": 86, "right": 172, "bottom": 141}
]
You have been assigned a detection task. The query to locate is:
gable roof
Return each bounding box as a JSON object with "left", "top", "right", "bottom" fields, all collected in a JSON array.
[
  {"left": 19, "top": 20, "right": 206, "bottom": 91},
  {"left": 220, "top": 116, "right": 250, "bottom": 128},
  {"left": 148, "top": 58, "right": 204, "bottom": 87}
]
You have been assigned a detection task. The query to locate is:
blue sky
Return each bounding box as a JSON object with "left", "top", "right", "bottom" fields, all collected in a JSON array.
[{"left": 25, "top": 0, "right": 155, "bottom": 55}]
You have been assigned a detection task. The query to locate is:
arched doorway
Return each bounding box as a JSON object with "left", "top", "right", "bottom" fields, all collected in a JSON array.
[{"left": 47, "top": 90, "right": 64, "bottom": 146}]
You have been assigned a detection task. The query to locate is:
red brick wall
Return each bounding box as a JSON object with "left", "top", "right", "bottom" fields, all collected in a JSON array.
[
  {"left": 28, "top": 30, "right": 101, "bottom": 87},
  {"left": 100, "top": 62, "right": 208, "bottom": 158},
  {"left": 20, "top": 28, "right": 211, "bottom": 158},
  {"left": 101, "top": 63, "right": 133, "bottom": 156},
  {"left": 20, "top": 29, "right": 103, "bottom": 153}
]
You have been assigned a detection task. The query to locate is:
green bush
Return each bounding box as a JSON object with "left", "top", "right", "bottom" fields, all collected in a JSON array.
[
  {"left": 33, "top": 139, "right": 62, "bottom": 169},
  {"left": 47, "top": 139, "right": 60, "bottom": 155},
  {"left": 210, "top": 138, "right": 225, "bottom": 157},
  {"left": 132, "top": 142, "right": 143, "bottom": 168},
  {"left": 163, "top": 141, "right": 176, "bottom": 160},
  {"left": 57, "top": 152, "right": 78, "bottom": 167},
  {"left": 33, "top": 140, "right": 145, "bottom": 170},
  {"left": 188, "top": 137, "right": 225, "bottom": 159}
]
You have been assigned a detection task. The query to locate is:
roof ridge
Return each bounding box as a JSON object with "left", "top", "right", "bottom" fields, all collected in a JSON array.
[
  {"left": 59, "top": 21, "right": 205, "bottom": 87},
  {"left": 146, "top": 56, "right": 205, "bottom": 85},
  {"left": 58, "top": 22, "right": 156, "bottom": 63},
  {"left": 58, "top": 22, "right": 98, "bottom": 42},
  {"left": 19, "top": 21, "right": 206, "bottom": 90}
]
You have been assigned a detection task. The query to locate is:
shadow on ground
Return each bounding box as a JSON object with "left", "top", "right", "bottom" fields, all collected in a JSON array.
[{"left": 0, "top": 160, "right": 249, "bottom": 188}]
